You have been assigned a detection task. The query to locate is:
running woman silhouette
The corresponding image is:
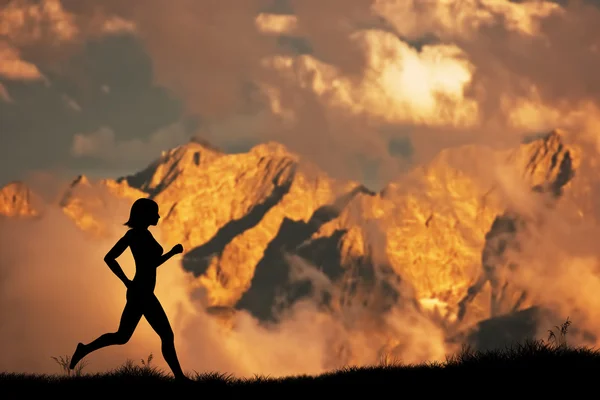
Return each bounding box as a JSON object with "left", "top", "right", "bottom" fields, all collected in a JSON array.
[{"left": 69, "top": 198, "right": 189, "bottom": 380}]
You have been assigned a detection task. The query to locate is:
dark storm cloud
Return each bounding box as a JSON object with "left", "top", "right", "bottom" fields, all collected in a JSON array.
[{"left": 0, "top": 35, "right": 182, "bottom": 186}]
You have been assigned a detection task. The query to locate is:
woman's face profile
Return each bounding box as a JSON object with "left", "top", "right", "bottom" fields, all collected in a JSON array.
[{"left": 149, "top": 207, "right": 160, "bottom": 226}]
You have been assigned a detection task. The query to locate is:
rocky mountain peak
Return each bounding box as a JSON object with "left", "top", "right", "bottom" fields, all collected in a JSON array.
[
  {"left": 118, "top": 138, "right": 225, "bottom": 195},
  {"left": 70, "top": 174, "right": 91, "bottom": 187},
  {"left": 249, "top": 141, "right": 297, "bottom": 159},
  {"left": 517, "top": 129, "right": 577, "bottom": 193},
  {"left": 0, "top": 181, "right": 42, "bottom": 218}
]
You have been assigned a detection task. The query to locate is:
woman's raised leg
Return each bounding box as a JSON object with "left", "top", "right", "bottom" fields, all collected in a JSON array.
[{"left": 69, "top": 297, "right": 143, "bottom": 369}]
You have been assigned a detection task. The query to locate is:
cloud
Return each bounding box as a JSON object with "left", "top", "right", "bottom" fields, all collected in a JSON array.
[
  {"left": 51, "top": 0, "right": 600, "bottom": 187},
  {"left": 0, "top": 41, "right": 43, "bottom": 81},
  {"left": 100, "top": 16, "right": 136, "bottom": 35},
  {"left": 259, "top": 30, "right": 478, "bottom": 127},
  {"left": 256, "top": 0, "right": 600, "bottom": 173},
  {"left": 0, "top": 0, "right": 137, "bottom": 89},
  {"left": 1, "top": 0, "right": 595, "bottom": 179},
  {"left": 70, "top": 121, "right": 193, "bottom": 168},
  {"left": 0, "top": 0, "right": 136, "bottom": 48},
  {"left": 0, "top": 0, "right": 78, "bottom": 83},
  {"left": 255, "top": 12, "right": 298, "bottom": 35},
  {"left": 0, "top": 0, "right": 78, "bottom": 46},
  {"left": 59, "top": 0, "right": 278, "bottom": 118},
  {"left": 61, "top": 94, "right": 81, "bottom": 112},
  {"left": 71, "top": 126, "right": 114, "bottom": 157},
  {"left": 374, "top": 0, "right": 562, "bottom": 39}
]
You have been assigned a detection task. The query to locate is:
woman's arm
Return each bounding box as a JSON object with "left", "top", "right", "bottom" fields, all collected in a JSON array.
[
  {"left": 104, "top": 231, "right": 133, "bottom": 287},
  {"left": 156, "top": 244, "right": 184, "bottom": 268},
  {"left": 156, "top": 250, "right": 175, "bottom": 268}
]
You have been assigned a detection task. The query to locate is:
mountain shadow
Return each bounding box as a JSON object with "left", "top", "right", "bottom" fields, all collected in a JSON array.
[
  {"left": 297, "top": 233, "right": 404, "bottom": 312},
  {"left": 234, "top": 185, "right": 400, "bottom": 322},
  {"left": 462, "top": 306, "right": 548, "bottom": 351},
  {"left": 459, "top": 306, "right": 595, "bottom": 352},
  {"left": 182, "top": 162, "right": 298, "bottom": 277}
]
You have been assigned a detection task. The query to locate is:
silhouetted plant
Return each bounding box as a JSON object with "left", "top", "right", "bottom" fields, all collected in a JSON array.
[
  {"left": 111, "top": 353, "right": 167, "bottom": 379},
  {"left": 51, "top": 354, "right": 88, "bottom": 377},
  {"left": 547, "top": 317, "right": 571, "bottom": 349},
  {"left": 445, "top": 343, "right": 476, "bottom": 364},
  {"left": 192, "top": 370, "right": 235, "bottom": 383},
  {"left": 140, "top": 353, "right": 154, "bottom": 371},
  {"left": 378, "top": 352, "right": 401, "bottom": 367}
]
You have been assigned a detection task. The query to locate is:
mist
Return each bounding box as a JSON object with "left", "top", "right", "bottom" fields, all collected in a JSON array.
[{"left": 473, "top": 143, "right": 600, "bottom": 346}]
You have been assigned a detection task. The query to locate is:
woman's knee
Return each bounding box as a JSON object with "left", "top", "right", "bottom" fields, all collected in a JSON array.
[
  {"left": 113, "top": 331, "right": 133, "bottom": 345},
  {"left": 160, "top": 328, "right": 175, "bottom": 343}
]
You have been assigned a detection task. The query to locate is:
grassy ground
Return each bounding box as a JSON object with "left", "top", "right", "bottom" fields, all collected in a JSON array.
[{"left": 2, "top": 338, "right": 599, "bottom": 396}]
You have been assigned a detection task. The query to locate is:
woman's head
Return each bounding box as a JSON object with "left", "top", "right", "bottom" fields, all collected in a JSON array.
[{"left": 124, "top": 198, "right": 160, "bottom": 229}]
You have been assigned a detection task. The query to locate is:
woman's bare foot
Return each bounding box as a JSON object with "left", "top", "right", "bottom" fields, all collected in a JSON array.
[
  {"left": 175, "top": 373, "right": 194, "bottom": 383},
  {"left": 69, "top": 342, "right": 87, "bottom": 370}
]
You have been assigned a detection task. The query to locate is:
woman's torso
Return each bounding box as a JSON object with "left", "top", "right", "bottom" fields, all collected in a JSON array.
[{"left": 128, "top": 228, "right": 163, "bottom": 292}]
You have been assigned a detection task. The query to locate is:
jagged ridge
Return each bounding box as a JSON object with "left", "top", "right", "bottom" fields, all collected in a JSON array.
[{"left": 0, "top": 130, "right": 586, "bottom": 343}]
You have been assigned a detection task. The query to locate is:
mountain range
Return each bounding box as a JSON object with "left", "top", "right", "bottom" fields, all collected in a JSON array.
[{"left": 1, "top": 129, "right": 595, "bottom": 355}]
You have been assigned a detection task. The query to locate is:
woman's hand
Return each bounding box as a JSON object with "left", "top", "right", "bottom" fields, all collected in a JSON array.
[
  {"left": 156, "top": 244, "right": 184, "bottom": 268},
  {"left": 170, "top": 244, "right": 184, "bottom": 255}
]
